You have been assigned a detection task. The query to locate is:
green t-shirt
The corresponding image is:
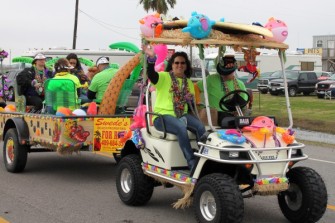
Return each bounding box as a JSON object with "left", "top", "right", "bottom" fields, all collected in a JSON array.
[
  {"left": 153, "top": 72, "right": 195, "bottom": 117},
  {"left": 88, "top": 68, "right": 118, "bottom": 103},
  {"left": 197, "top": 74, "right": 247, "bottom": 111},
  {"left": 53, "top": 72, "right": 81, "bottom": 89}
]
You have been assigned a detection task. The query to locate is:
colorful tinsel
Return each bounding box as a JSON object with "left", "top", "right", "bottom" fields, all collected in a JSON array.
[
  {"left": 255, "top": 177, "right": 288, "bottom": 185},
  {"left": 143, "top": 162, "right": 197, "bottom": 184}
]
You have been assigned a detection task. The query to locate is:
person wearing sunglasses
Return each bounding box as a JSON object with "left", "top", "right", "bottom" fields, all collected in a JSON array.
[{"left": 143, "top": 46, "right": 206, "bottom": 171}]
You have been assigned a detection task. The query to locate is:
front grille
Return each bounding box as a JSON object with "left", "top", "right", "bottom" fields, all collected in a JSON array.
[
  {"left": 270, "top": 83, "right": 281, "bottom": 87},
  {"left": 317, "top": 83, "right": 330, "bottom": 89},
  {"left": 258, "top": 79, "right": 269, "bottom": 85}
]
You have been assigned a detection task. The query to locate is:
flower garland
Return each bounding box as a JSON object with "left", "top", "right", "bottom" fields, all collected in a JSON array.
[
  {"left": 0, "top": 49, "right": 8, "bottom": 60},
  {"left": 169, "top": 71, "right": 192, "bottom": 118}
]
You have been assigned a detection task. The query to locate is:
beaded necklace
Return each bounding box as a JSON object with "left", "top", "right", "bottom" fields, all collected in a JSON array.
[
  {"left": 169, "top": 71, "right": 192, "bottom": 118},
  {"left": 34, "top": 66, "right": 47, "bottom": 95},
  {"left": 220, "top": 75, "right": 240, "bottom": 93}
]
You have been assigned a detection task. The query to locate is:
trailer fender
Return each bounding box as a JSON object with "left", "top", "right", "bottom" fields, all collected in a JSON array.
[{"left": 3, "top": 117, "right": 30, "bottom": 145}]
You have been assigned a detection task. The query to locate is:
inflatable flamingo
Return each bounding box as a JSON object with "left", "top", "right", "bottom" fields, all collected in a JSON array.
[{"left": 154, "top": 44, "right": 168, "bottom": 72}]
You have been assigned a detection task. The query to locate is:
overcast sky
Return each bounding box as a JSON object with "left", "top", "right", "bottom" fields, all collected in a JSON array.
[{"left": 1, "top": 0, "right": 334, "bottom": 63}]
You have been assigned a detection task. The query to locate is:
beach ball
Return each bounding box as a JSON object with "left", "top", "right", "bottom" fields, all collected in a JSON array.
[
  {"left": 72, "top": 109, "right": 87, "bottom": 116},
  {"left": 56, "top": 107, "right": 72, "bottom": 116},
  {"left": 4, "top": 104, "right": 16, "bottom": 112}
]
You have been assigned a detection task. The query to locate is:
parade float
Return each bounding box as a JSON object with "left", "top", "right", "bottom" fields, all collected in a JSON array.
[
  {"left": 0, "top": 42, "right": 142, "bottom": 172},
  {"left": 113, "top": 12, "right": 328, "bottom": 223}
]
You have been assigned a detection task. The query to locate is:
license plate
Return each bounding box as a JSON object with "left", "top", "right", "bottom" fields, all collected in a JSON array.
[
  {"left": 256, "top": 151, "right": 278, "bottom": 160},
  {"left": 319, "top": 91, "right": 324, "bottom": 94}
]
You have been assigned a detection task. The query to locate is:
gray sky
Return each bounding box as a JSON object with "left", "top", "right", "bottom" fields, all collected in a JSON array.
[{"left": 1, "top": 0, "right": 334, "bottom": 63}]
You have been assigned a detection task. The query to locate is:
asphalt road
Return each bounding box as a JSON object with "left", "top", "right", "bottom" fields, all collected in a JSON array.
[{"left": 0, "top": 142, "right": 334, "bottom": 223}]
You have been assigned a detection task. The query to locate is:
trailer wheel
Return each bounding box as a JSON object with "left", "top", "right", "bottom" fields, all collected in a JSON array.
[
  {"left": 3, "top": 128, "right": 29, "bottom": 173},
  {"left": 116, "top": 154, "right": 154, "bottom": 206},
  {"left": 278, "top": 167, "right": 327, "bottom": 223},
  {"left": 194, "top": 173, "right": 244, "bottom": 223}
]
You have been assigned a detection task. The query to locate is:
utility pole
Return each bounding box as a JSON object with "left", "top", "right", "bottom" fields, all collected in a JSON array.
[{"left": 72, "top": 0, "right": 79, "bottom": 49}]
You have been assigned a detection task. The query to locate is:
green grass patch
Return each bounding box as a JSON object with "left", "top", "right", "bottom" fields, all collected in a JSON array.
[{"left": 251, "top": 93, "right": 335, "bottom": 134}]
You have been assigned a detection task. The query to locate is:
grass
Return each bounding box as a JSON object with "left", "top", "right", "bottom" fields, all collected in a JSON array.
[{"left": 251, "top": 93, "right": 335, "bottom": 134}]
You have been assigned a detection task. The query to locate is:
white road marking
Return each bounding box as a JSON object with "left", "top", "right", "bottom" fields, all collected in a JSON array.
[{"left": 309, "top": 158, "right": 335, "bottom": 165}]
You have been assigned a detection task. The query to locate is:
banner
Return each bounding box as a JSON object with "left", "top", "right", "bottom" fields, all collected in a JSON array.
[{"left": 93, "top": 117, "right": 131, "bottom": 153}]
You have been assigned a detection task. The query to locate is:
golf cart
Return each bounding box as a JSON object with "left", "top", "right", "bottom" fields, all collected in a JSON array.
[{"left": 115, "top": 16, "right": 328, "bottom": 223}]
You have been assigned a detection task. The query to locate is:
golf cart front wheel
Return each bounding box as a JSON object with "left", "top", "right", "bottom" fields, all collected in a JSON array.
[
  {"left": 194, "top": 173, "right": 244, "bottom": 223},
  {"left": 116, "top": 154, "right": 154, "bottom": 206},
  {"left": 278, "top": 166, "right": 327, "bottom": 223}
]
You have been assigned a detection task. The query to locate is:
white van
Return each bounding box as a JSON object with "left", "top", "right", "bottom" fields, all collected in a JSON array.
[{"left": 21, "top": 48, "right": 136, "bottom": 71}]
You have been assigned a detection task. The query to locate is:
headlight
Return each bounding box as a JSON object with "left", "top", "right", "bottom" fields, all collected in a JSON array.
[
  {"left": 229, "top": 151, "right": 239, "bottom": 158},
  {"left": 330, "top": 84, "right": 335, "bottom": 88}
]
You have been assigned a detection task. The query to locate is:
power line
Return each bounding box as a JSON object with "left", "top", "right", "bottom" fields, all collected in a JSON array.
[{"left": 79, "top": 9, "right": 140, "bottom": 41}]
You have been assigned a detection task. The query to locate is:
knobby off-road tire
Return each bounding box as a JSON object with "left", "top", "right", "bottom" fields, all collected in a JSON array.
[
  {"left": 3, "top": 128, "right": 29, "bottom": 173},
  {"left": 116, "top": 154, "right": 154, "bottom": 206},
  {"left": 194, "top": 173, "right": 244, "bottom": 223},
  {"left": 278, "top": 166, "right": 327, "bottom": 223}
]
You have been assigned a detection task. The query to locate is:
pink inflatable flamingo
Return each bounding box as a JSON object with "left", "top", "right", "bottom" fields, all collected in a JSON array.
[{"left": 153, "top": 44, "right": 168, "bottom": 72}]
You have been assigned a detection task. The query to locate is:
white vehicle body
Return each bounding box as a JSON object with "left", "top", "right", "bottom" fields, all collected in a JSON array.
[
  {"left": 21, "top": 48, "right": 135, "bottom": 71},
  {"left": 205, "top": 52, "right": 322, "bottom": 74}
]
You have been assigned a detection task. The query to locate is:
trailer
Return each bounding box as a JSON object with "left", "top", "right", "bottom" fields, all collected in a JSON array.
[{"left": 205, "top": 51, "right": 322, "bottom": 74}]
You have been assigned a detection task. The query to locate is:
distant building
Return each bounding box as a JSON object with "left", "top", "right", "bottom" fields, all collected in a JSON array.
[{"left": 313, "top": 35, "right": 335, "bottom": 72}]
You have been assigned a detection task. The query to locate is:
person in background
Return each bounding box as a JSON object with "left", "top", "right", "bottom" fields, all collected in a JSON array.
[
  {"left": 195, "top": 55, "right": 248, "bottom": 125},
  {"left": 16, "top": 53, "right": 53, "bottom": 112},
  {"left": 53, "top": 58, "right": 81, "bottom": 88},
  {"left": 87, "top": 56, "right": 120, "bottom": 110},
  {"left": 66, "top": 53, "right": 90, "bottom": 103},
  {"left": 143, "top": 45, "right": 206, "bottom": 171},
  {"left": 95, "top": 56, "right": 111, "bottom": 72}
]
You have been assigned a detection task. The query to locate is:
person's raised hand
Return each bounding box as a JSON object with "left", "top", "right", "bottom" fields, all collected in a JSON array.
[{"left": 142, "top": 44, "right": 156, "bottom": 58}]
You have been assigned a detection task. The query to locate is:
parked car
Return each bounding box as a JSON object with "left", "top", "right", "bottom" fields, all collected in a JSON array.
[
  {"left": 315, "top": 74, "right": 335, "bottom": 98},
  {"left": 316, "top": 71, "right": 333, "bottom": 81},
  {"left": 235, "top": 71, "right": 258, "bottom": 90},
  {"left": 0, "top": 69, "right": 22, "bottom": 101},
  {"left": 190, "top": 67, "right": 210, "bottom": 82},
  {"left": 257, "top": 70, "right": 284, "bottom": 94},
  {"left": 269, "top": 70, "right": 319, "bottom": 96}
]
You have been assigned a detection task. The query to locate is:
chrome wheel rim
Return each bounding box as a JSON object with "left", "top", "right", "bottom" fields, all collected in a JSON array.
[
  {"left": 120, "top": 168, "right": 132, "bottom": 193},
  {"left": 199, "top": 190, "right": 216, "bottom": 221}
]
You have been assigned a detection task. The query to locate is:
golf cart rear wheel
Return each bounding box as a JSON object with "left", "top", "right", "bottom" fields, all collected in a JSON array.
[
  {"left": 278, "top": 167, "right": 327, "bottom": 223},
  {"left": 116, "top": 154, "right": 154, "bottom": 206},
  {"left": 194, "top": 173, "right": 244, "bottom": 223},
  {"left": 3, "top": 128, "right": 29, "bottom": 173}
]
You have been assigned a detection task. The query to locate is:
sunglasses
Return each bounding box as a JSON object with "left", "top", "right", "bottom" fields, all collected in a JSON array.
[{"left": 174, "top": 61, "right": 186, "bottom": 65}]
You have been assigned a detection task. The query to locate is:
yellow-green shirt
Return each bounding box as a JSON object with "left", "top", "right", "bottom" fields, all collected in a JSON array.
[{"left": 153, "top": 72, "right": 195, "bottom": 117}]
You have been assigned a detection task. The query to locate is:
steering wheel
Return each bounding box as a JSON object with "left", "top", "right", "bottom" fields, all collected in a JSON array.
[{"left": 219, "top": 89, "right": 250, "bottom": 112}]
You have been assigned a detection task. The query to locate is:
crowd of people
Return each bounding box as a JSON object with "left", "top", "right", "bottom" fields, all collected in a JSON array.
[
  {"left": 13, "top": 49, "right": 248, "bottom": 171},
  {"left": 15, "top": 53, "right": 117, "bottom": 113}
]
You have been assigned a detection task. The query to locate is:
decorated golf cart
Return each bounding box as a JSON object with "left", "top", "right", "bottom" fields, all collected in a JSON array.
[
  {"left": 114, "top": 13, "right": 328, "bottom": 223},
  {"left": 0, "top": 42, "right": 142, "bottom": 173}
]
